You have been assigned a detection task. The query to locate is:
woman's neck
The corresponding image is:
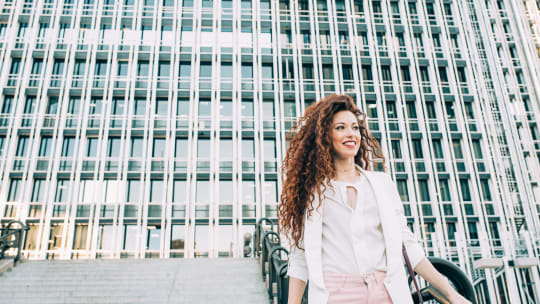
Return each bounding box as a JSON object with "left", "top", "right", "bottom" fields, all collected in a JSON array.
[{"left": 333, "top": 157, "right": 360, "bottom": 182}]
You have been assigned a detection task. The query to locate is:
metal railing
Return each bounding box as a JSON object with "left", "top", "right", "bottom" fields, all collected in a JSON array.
[
  {"left": 254, "top": 218, "right": 476, "bottom": 304},
  {"left": 0, "top": 220, "right": 28, "bottom": 265}
]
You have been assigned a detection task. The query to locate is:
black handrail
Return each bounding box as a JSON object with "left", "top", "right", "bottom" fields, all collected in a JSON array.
[
  {"left": 261, "top": 231, "right": 280, "bottom": 281},
  {"left": 0, "top": 220, "right": 28, "bottom": 265},
  {"left": 254, "top": 217, "right": 274, "bottom": 258},
  {"left": 269, "top": 246, "right": 289, "bottom": 303},
  {"left": 410, "top": 257, "right": 477, "bottom": 304}
]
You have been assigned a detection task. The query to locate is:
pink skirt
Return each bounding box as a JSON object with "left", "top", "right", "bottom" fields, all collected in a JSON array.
[{"left": 323, "top": 271, "right": 393, "bottom": 304}]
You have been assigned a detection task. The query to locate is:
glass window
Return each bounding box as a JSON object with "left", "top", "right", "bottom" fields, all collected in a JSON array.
[
  {"left": 396, "top": 179, "right": 409, "bottom": 201},
  {"left": 439, "top": 179, "right": 451, "bottom": 201},
  {"left": 220, "top": 99, "right": 233, "bottom": 117},
  {"left": 322, "top": 64, "right": 334, "bottom": 80},
  {"left": 117, "top": 61, "right": 129, "bottom": 76},
  {"left": 171, "top": 225, "right": 185, "bottom": 250},
  {"left": 73, "top": 224, "right": 89, "bottom": 250},
  {"left": 16, "top": 136, "right": 29, "bottom": 157},
  {"left": 480, "top": 179, "right": 492, "bottom": 201},
  {"left": 177, "top": 98, "right": 189, "bottom": 116},
  {"left": 130, "top": 137, "right": 143, "bottom": 157},
  {"left": 362, "top": 65, "right": 373, "bottom": 81},
  {"left": 194, "top": 225, "right": 209, "bottom": 257},
  {"left": 55, "top": 180, "right": 70, "bottom": 202},
  {"left": 137, "top": 61, "right": 149, "bottom": 76},
  {"left": 264, "top": 139, "right": 276, "bottom": 160},
  {"left": 385, "top": 102, "right": 397, "bottom": 118},
  {"left": 241, "top": 63, "right": 253, "bottom": 79},
  {"left": 179, "top": 61, "right": 191, "bottom": 77},
  {"left": 283, "top": 100, "right": 296, "bottom": 117},
  {"left": 155, "top": 98, "right": 168, "bottom": 115},
  {"left": 472, "top": 140, "right": 483, "bottom": 158},
  {"left": 452, "top": 139, "right": 463, "bottom": 158},
  {"left": 197, "top": 138, "right": 211, "bottom": 158},
  {"left": 1, "top": 95, "right": 14, "bottom": 114},
  {"left": 425, "top": 101, "right": 437, "bottom": 119},
  {"left": 61, "top": 137, "right": 75, "bottom": 157},
  {"left": 97, "top": 224, "right": 113, "bottom": 250},
  {"left": 123, "top": 225, "right": 137, "bottom": 251},
  {"left": 198, "top": 99, "right": 211, "bottom": 116},
  {"left": 146, "top": 225, "right": 161, "bottom": 250},
  {"left": 173, "top": 180, "right": 188, "bottom": 203},
  {"left": 366, "top": 100, "right": 377, "bottom": 118},
  {"left": 217, "top": 226, "right": 233, "bottom": 256},
  {"left": 406, "top": 102, "right": 417, "bottom": 119},
  {"left": 150, "top": 180, "right": 164, "bottom": 202},
  {"left": 381, "top": 66, "right": 391, "bottom": 81},
  {"left": 158, "top": 61, "right": 170, "bottom": 77},
  {"left": 464, "top": 102, "right": 475, "bottom": 119},
  {"left": 432, "top": 139, "right": 444, "bottom": 158},
  {"left": 95, "top": 60, "right": 107, "bottom": 76},
  {"left": 220, "top": 180, "right": 234, "bottom": 203},
  {"left": 196, "top": 180, "right": 210, "bottom": 203},
  {"left": 438, "top": 66, "right": 448, "bottom": 82},
  {"left": 261, "top": 64, "right": 273, "bottom": 79},
  {"left": 107, "top": 137, "right": 121, "bottom": 157},
  {"left": 412, "top": 139, "right": 423, "bottom": 158},
  {"left": 242, "top": 138, "right": 254, "bottom": 158},
  {"left": 39, "top": 136, "right": 52, "bottom": 157},
  {"left": 31, "top": 179, "right": 45, "bottom": 202},
  {"left": 241, "top": 99, "right": 254, "bottom": 117},
  {"left": 127, "top": 180, "right": 141, "bottom": 202},
  {"left": 200, "top": 62, "right": 212, "bottom": 77},
  {"left": 152, "top": 138, "right": 166, "bottom": 157},
  {"left": 85, "top": 137, "right": 97, "bottom": 157},
  {"left": 460, "top": 178, "right": 472, "bottom": 201},
  {"left": 220, "top": 138, "right": 233, "bottom": 159},
  {"left": 302, "top": 64, "right": 313, "bottom": 79},
  {"left": 221, "top": 62, "right": 233, "bottom": 78},
  {"left": 175, "top": 138, "right": 188, "bottom": 158},
  {"left": 263, "top": 180, "right": 278, "bottom": 203},
  {"left": 418, "top": 179, "right": 430, "bottom": 201},
  {"left": 391, "top": 140, "right": 402, "bottom": 158},
  {"left": 48, "top": 224, "right": 64, "bottom": 250},
  {"left": 419, "top": 66, "right": 429, "bottom": 81},
  {"left": 242, "top": 180, "right": 255, "bottom": 202},
  {"left": 7, "top": 179, "right": 21, "bottom": 202}
]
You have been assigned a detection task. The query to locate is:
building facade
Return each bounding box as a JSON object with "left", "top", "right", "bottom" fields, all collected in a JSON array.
[{"left": 0, "top": 0, "right": 539, "bottom": 303}]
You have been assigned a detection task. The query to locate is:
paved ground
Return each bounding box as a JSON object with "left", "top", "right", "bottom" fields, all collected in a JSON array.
[{"left": 0, "top": 258, "right": 269, "bottom": 304}]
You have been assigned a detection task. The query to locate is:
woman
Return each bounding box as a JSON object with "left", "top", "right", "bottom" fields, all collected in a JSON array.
[{"left": 278, "top": 95, "right": 471, "bottom": 304}]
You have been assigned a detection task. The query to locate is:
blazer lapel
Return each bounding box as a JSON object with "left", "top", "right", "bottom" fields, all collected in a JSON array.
[
  {"left": 359, "top": 168, "right": 400, "bottom": 274},
  {"left": 303, "top": 182, "right": 339, "bottom": 289}
]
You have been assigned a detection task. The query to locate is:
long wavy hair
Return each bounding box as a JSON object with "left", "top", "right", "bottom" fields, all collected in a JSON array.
[{"left": 278, "top": 94, "right": 386, "bottom": 249}]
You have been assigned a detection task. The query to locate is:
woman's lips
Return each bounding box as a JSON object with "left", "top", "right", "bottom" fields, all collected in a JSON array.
[{"left": 343, "top": 141, "right": 356, "bottom": 148}]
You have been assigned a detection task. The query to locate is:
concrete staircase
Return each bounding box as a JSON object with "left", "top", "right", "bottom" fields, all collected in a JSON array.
[{"left": 0, "top": 258, "right": 269, "bottom": 304}]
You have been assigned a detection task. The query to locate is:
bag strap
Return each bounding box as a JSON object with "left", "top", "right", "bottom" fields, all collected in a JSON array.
[{"left": 403, "top": 243, "right": 423, "bottom": 303}]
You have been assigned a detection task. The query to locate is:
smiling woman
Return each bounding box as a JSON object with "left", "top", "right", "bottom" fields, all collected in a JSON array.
[{"left": 279, "top": 94, "right": 472, "bottom": 304}]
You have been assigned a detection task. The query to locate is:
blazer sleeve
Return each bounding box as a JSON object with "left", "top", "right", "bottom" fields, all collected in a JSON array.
[
  {"left": 286, "top": 238, "right": 309, "bottom": 283},
  {"left": 385, "top": 173, "right": 426, "bottom": 269}
]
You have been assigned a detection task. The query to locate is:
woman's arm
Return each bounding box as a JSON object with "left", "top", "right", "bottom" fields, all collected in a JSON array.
[
  {"left": 288, "top": 277, "right": 307, "bottom": 304},
  {"left": 415, "top": 258, "right": 472, "bottom": 304},
  {"left": 386, "top": 174, "right": 471, "bottom": 304},
  {"left": 287, "top": 241, "right": 308, "bottom": 304}
]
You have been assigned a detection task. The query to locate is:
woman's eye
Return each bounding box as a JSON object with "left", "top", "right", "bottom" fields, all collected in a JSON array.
[
  {"left": 336, "top": 126, "right": 344, "bottom": 130},
  {"left": 353, "top": 126, "right": 359, "bottom": 130}
]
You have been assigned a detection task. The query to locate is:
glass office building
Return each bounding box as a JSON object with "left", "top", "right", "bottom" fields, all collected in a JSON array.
[{"left": 0, "top": 0, "right": 539, "bottom": 302}]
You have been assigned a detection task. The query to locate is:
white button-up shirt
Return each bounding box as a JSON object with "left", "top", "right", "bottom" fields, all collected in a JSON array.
[{"left": 321, "top": 175, "right": 387, "bottom": 275}]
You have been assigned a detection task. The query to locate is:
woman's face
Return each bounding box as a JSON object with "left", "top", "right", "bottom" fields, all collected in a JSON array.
[{"left": 330, "top": 110, "right": 361, "bottom": 160}]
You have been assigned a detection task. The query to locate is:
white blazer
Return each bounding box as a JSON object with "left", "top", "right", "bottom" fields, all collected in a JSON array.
[{"left": 287, "top": 167, "right": 426, "bottom": 304}]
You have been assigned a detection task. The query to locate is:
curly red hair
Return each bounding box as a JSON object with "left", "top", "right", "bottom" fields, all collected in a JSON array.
[{"left": 278, "top": 94, "right": 386, "bottom": 249}]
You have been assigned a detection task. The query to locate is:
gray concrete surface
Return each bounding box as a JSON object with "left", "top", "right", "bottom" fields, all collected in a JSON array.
[{"left": 0, "top": 258, "right": 269, "bottom": 304}]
